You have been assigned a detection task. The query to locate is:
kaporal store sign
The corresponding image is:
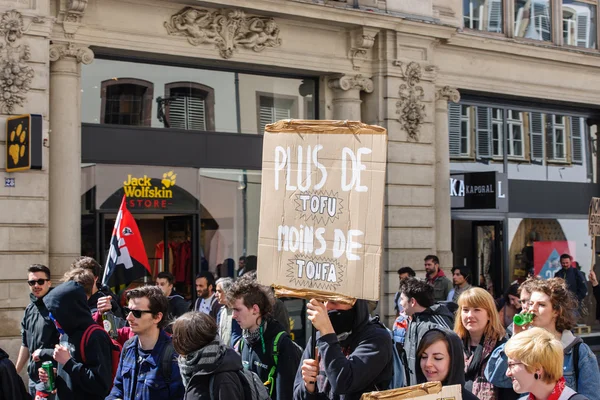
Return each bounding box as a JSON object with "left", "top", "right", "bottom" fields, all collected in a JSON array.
[{"left": 450, "top": 172, "right": 508, "bottom": 211}]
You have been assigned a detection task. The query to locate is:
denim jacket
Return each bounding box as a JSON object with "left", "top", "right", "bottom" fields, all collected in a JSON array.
[
  {"left": 106, "top": 330, "right": 184, "bottom": 400},
  {"left": 485, "top": 330, "right": 600, "bottom": 400}
]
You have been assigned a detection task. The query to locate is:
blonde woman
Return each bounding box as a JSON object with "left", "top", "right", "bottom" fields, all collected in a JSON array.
[
  {"left": 504, "top": 327, "right": 588, "bottom": 400},
  {"left": 455, "top": 287, "right": 517, "bottom": 400}
]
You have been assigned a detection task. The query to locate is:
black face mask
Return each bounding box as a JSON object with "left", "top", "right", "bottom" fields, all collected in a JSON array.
[{"left": 328, "top": 308, "right": 355, "bottom": 335}]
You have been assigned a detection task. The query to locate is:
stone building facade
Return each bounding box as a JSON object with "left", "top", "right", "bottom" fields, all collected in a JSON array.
[{"left": 2, "top": 0, "right": 600, "bottom": 362}]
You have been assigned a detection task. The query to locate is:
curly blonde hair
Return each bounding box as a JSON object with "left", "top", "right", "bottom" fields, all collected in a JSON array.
[{"left": 528, "top": 277, "right": 577, "bottom": 332}]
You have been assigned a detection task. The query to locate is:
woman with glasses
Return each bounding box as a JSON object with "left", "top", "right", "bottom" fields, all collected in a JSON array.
[
  {"left": 487, "top": 278, "right": 600, "bottom": 400},
  {"left": 504, "top": 327, "right": 588, "bottom": 400},
  {"left": 454, "top": 287, "right": 518, "bottom": 400},
  {"left": 416, "top": 328, "right": 478, "bottom": 400}
]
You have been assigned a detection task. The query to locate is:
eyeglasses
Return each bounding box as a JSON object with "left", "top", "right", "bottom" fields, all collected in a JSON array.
[
  {"left": 27, "top": 279, "right": 50, "bottom": 286},
  {"left": 123, "top": 307, "right": 154, "bottom": 318},
  {"left": 507, "top": 362, "right": 525, "bottom": 371}
]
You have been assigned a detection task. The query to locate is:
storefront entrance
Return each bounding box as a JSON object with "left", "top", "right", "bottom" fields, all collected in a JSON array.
[{"left": 452, "top": 219, "right": 506, "bottom": 299}]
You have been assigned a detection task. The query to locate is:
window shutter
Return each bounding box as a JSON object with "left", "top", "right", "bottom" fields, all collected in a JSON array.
[
  {"left": 529, "top": 112, "right": 544, "bottom": 161},
  {"left": 168, "top": 97, "right": 187, "bottom": 129},
  {"left": 533, "top": 3, "right": 551, "bottom": 41},
  {"left": 259, "top": 105, "right": 274, "bottom": 134},
  {"left": 571, "top": 116, "right": 583, "bottom": 164},
  {"left": 546, "top": 115, "right": 555, "bottom": 160},
  {"left": 448, "top": 103, "right": 461, "bottom": 157},
  {"left": 476, "top": 106, "right": 492, "bottom": 158},
  {"left": 488, "top": 0, "right": 503, "bottom": 33},
  {"left": 187, "top": 97, "right": 206, "bottom": 131},
  {"left": 168, "top": 96, "right": 206, "bottom": 130},
  {"left": 577, "top": 13, "right": 590, "bottom": 48},
  {"left": 274, "top": 107, "right": 291, "bottom": 121}
]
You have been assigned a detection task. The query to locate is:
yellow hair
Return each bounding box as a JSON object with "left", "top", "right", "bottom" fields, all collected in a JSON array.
[{"left": 454, "top": 287, "right": 506, "bottom": 342}]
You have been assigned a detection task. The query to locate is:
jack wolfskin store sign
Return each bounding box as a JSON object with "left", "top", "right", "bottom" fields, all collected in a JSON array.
[
  {"left": 83, "top": 165, "right": 200, "bottom": 212},
  {"left": 450, "top": 172, "right": 508, "bottom": 212}
]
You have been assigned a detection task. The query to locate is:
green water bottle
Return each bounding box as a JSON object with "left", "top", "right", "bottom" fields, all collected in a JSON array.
[{"left": 513, "top": 313, "right": 534, "bottom": 326}]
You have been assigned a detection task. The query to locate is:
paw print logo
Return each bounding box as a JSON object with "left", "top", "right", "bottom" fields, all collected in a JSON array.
[
  {"left": 161, "top": 171, "right": 177, "bottom": 188},
  {"left": 8, "top": 122, "right": 27, "bottom": 165}
]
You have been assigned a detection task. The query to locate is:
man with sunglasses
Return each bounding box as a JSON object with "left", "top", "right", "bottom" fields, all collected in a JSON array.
[
  {"left": 15, "top": 264, "right": 59, "bottom": 399},
  {"left": 106, "top": 285, "right": 184, "bottom": 400}
]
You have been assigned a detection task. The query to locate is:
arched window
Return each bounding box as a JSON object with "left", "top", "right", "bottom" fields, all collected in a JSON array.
[
  {"left": 101, "top": 78, "right": 154, "bottom": 126},
  {"left": 164, "top": 82, "right": 215, "bottom": 131}
]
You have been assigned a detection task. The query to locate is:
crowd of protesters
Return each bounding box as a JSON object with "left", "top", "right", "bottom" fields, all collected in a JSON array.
[{"left": 2, "top": 252, "right": 600, "bottom": 400}]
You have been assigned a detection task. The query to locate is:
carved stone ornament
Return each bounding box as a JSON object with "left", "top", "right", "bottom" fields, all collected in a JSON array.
[
  {"left": 348, "top": 27, "right": 379, "bottom": 71},
  {"left": 164, "top": 7, "right": 282, "bottom": 59},
  {"left": 328, "top": 74, "right": 374, "bottom": 93},
  {"left": 57, "top": 0, "right": 89, "bottom": 38},
  {"left": 49, "top": 42, "right": 94, "bottom": 64},
  {"left": 395, "top": 61, "right": 425, "bottom": 141},
  {"left": 436, "top": 86, "right": 460, "bottom": 103},
  {"left": 0, "top": 10, "right": 34, "bottom": 114}
]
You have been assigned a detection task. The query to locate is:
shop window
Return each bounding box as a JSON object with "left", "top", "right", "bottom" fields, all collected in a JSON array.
[
  {"left": 257, "top": 94, "right": 297, "bottom": 134},
  {"left": 492, "top": 108, "right": 504, "bottom": 157},
  {"left": 507, "top": 110, "right": 524, "bottom": 157},
  {"left": 570, "top": 116, "right": 584, "bottom": 164},
  {"left": 101, "top": 78, "right": 154, "bottom": 126},
  {"left": 547, "top": 114, "right": 567, "bottom": 161},
  {"left": 529, "top": 112, "right": 545, "bottom": 162},
  {"left": 463, "top": 0, "right": 504, "bottom": 32},
  {"left": 164, "top": 82, "right": 216, "bottom": 131},
  {"left": 563, "top": 1, "right": 597, "bottom": 48},
  {"left": 514, "top": 0, "right": 552, "bottom": 41},
  {"left": 449, "top": 103, "right": 471, "bottom": 157}
]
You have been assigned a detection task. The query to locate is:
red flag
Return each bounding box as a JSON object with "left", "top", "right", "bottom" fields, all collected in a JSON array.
[{"left": 102, "top": 196, "right": 151, "bottom": 289}]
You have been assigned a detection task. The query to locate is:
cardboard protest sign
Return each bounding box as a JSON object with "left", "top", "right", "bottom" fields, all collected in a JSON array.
[
  {"left": 361, "top": 382, "right": 462, "bottom": 400},
  {"left": 257, "top": 120, "right": 387, "bottom": 301},
  {"left": 589, "top": 197, "right": 600, "bottom": 236}
]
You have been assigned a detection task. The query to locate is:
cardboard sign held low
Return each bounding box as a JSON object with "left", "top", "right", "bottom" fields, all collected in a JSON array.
[
  {"left": 361, "top": 382, "right": 462, "bottom": 400},
  {"left": 256, "top": 120, "right": 387, "bottom": 302}
]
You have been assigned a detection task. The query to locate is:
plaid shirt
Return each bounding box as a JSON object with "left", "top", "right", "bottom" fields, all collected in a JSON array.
[{"left": 106, "top": 330, "right": 184, "bottom": 400}]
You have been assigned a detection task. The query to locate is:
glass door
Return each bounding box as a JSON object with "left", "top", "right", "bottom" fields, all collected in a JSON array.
[
  {"left": 163, "top": 215, "right": 198, "bottom": 300},
  {"left": 473, "top": 221, "right": 504, "bottom": 298}
]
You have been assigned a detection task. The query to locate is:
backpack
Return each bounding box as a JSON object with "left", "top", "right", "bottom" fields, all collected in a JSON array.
[
  {"left": 370, "top": 318, "right": 405, "bottom": 390},
  {"left": 80, "top": 324, "right": 123, "bottom": 386},
  {"left": 237, "top": 331, "right": 303, "bottom": 397},
  {"left": 209, "top": 369, "right": 271, "bottom": 400}
]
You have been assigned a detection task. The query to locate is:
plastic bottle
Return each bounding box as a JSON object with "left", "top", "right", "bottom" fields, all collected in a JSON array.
[{"left": 513, "top": 313, "right": 534, "bottom": 326}]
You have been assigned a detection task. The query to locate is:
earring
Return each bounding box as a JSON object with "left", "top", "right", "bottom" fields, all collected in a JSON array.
[{"left": 534, "top": 373, "right": 539, "bottom": 380}]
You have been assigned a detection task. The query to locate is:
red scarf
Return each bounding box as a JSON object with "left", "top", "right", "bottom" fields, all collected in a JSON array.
[{"left": 528, "top": 377, "right": 566, "bottom": 400}]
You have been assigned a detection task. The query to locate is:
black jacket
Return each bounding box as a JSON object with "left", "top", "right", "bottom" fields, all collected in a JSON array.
[
  {"left": 0, "top": 348, "right": 30, "bottom": 400},
  {"left": 293, "top": 300, "right": 393, "bottom": 400},
  {"left": 415, "top": 328, "right": 478, "bottom": 400},
  {"left": 20, "top": 289, "right": 60, "bottom": 384},
  {"left": 404, "top": 303, "right": 454, "bottom": 386},
  {"left": 168, "top": 290, "right": 190, "bottom": 320},
  {"left": 240, "top": 318, "right": 301, "bottom": 400},
  {"left": 555, "top": 267, "right": 588, "bottom": 302},
  {"left": 185, "top": 347, "right": 244, "bottom": 400},
  {"left": 43, "top": 281, "right": 113, "bottom": 400}
]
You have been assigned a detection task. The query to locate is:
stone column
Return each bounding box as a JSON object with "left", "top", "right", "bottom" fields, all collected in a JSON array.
[
  {"left": 48, "top": 43, "right": 94, "bottom": 275},
  {"left": 434, "top": 86, "right": 460, "bottom": 268},
  {"left": 328, "top": 74, "right": 373, "bottom": 120}
]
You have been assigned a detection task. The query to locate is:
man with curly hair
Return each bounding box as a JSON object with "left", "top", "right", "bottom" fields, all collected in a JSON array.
[{"left": 228, "top": 280, "right": 301, "bottom": 400}]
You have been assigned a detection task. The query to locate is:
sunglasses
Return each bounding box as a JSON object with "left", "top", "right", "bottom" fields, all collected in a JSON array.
[
  {"left": 124, "top": 307, "right": 154, "bottom": 318},
  {"left": 27, "top": 279, "right": 50, "bottom": 287}
]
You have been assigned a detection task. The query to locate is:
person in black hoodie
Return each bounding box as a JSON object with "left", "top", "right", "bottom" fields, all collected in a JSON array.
[
  {"left": 40, "top": 280, "right": 113, "bottom": 400},
  {"left": 71, "top": 256, "right": 123, "bottom": 318},
  {"left": 173, "top": 311, "right": 244, "bottom": 399},
  {"left": 294, "top": 298, "right": 393, "bottom": 400},
  {"left": 16, "top": 264, "right": 59, "bottom": 399},
  {"left": 0, "top": 347, "right": 30, "bottom": 400},
  {"left": 157, "top": 271, "right": 190, "bottom": 320},
  {"left": 228, "top": 279, "right": 302, "bottom": 400},
  {"left": 416, "top": 328, "right": 478, "bottom": 400}
]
